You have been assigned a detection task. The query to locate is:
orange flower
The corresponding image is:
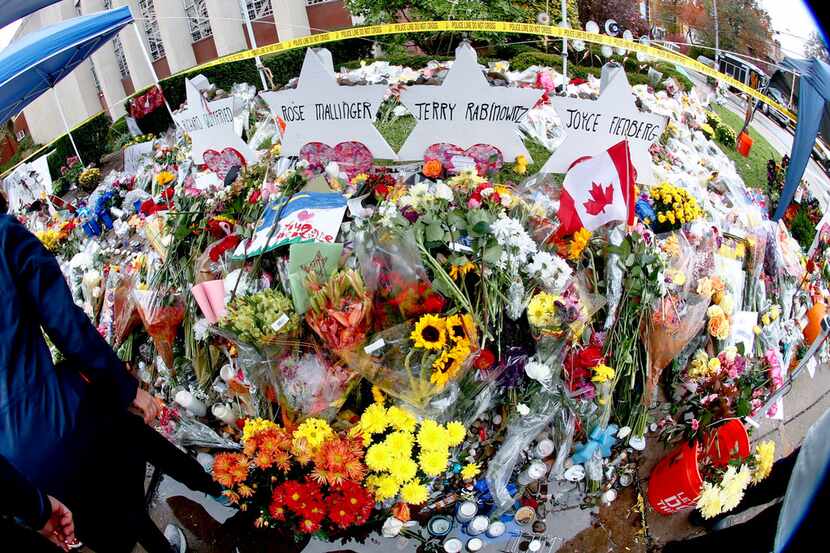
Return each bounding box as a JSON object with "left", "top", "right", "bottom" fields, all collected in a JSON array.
[
  {"left": 423, "top": 159, "right": 442, "bottom": 178},
  {"left": 212, "top": 452, "right": 249, "bottom": 488},
  {"left": 392, "top": 502, "right": 411, "bottom": 522},
  {"left": 311, "top": 436, "right": 366, "bottom": 486}
]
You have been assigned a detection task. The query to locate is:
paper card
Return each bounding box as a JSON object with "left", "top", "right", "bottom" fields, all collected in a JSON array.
[
  {"left": 287, "top": 242, "right": 343, "bottom": 313},
  {"left": 123, "top": 141, "right": 154, "bottom": 173},
  {"left": 4, "top": 151, "right": 53, "bottom": 212},
  {"left": 728, "top": 311, "right": 757, "bottom": 353},
  {"left": 125, "top": 116, "right": 143, "bottom": 136},
  {"left": 260, "top": 48, "right": 396, "bottom": 160},
  {"left": 232, "top": 191, "right": 347, "bottom": 259},
  {"left": 540, "top": 69, "right": 667, "bottom": 184},
  {"left": 397, "top": 42, "right": 543, "bottom": 162},
  {"left": 807, "top": 357, "right": 817, "bottom": 378},
  {"left": 715, "top": 255, "right": 746, "bottom": 311},
  {"left": 173, "top": 78, "right": 256, "bottom": 166}
]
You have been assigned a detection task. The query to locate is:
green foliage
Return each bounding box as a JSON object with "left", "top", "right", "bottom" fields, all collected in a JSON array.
[
  {"left": 715, "top": 123, "right": 737, "bottom": 148},
  {"left": 46, "top": 112, "right": 111, "bottom": 179},
  {"left": 0, "top": 136, "right": 35, "bottom": 174},
  {"left": 789, "top": 208, "right": 817, "bottom": 251}
]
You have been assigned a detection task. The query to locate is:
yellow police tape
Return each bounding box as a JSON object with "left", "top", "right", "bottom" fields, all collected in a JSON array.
[{"left": 180, "top": 20, "right": 797, "bottom": 122}]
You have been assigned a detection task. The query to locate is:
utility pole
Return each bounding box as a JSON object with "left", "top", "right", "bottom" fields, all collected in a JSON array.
[
  {"left": 713, "top": 0, "right": 720, "bottom": 71},
  {"left": 239, "top": 0, "right": 269, "bottom": 90},
  {"left": 561, "top": 0, "right": 568, "bottom": 81}
]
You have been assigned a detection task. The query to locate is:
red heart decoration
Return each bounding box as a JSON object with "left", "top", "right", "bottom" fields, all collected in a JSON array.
[
  {"left": 203, "top": 148, "right": 246, "bottom": 181},
  {"left": 424, "top": 143, "right": 504, "bottom": 176},
  {"left": 299, "top": 141, "right": 373, "bottom": 180}
]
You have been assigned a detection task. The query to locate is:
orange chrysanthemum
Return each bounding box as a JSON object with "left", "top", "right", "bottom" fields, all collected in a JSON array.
[
  {"left": 310, "top": 436, "right": 366, "bottom": 486},
  {"left": 212, "top": 453, "right": 249, "bottom": 488}
]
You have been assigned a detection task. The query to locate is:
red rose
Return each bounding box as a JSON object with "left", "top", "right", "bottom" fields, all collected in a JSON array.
[{"left": 576, "top": 345, "right": 603, "bottom": 369}]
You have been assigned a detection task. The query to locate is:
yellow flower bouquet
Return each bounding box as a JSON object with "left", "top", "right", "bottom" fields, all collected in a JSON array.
[{"left": 649, "top": 182, "right": 704, "bottom": 233}]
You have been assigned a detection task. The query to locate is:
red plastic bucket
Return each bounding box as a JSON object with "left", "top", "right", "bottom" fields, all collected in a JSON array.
[
  {"left": 648, "top": 441, "right": 703, "bottom": 515},
  {"left": 737, "top": 132, "right": 753, "bottom": 157},
  {"left": 648, "top": 420, "right": 751, "bottom": 515},
  {"left": 705, "top": 419, "right": 750, "bottom": 467}
]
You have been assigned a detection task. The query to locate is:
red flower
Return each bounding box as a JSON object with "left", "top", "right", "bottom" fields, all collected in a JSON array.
[
  {"left": 249, "top": 189, "right": 262, "bottom": 204},
  {"left": 473, "top": 349, "right": 496, "bottom": 370},
  {"left": 298, "top": 518, "right": 321, "bottom": 534},
  {"left": 269, "top": 502, "right": 287, "bottom": 521},
  {"left": 577, "top": 345, "right": 603, "bottom": 369}
]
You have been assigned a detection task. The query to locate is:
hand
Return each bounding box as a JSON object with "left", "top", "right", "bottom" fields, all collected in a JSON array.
[
  {"left": 39, "top": 496, "right": 76, "bottom": 551},
  {"left": 132, "top": 388, "right": 160, "bottom": 423}
]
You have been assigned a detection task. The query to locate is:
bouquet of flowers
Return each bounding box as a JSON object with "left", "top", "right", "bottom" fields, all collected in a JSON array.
[
  {"left": 305, "top": 269, "right": 372, "bottom": 352},
  {"left": 353, "top": 402, "right": 469, "bottom": 509},
  {"left": 134, "top": 289, "right": 186, "bottom": 370},
  {"left": 696, "top": 440, "right": 775, "bottom": 519},
  {"left": 341, "top": 313, "right": 477, "bottom": 409},
  {"left": 219, "top": 288, "right": 300, "bottom": 351},
  {"left": 212, "top": 417, "right": 380, "bottom": 541},
  {"left": 647, "top": 182, "right": 705, "bottom": 233}
]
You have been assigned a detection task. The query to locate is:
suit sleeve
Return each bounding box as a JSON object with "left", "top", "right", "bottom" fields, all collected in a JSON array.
[
  {"left": 0, "top": 454, "right": 50, "bottom": 528},
  {"left": 8, "top": 219, "right": 138, "bottom": 409}
]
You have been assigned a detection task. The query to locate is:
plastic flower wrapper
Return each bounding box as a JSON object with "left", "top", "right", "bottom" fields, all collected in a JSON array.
[
  {"left": 218, "top": 288, "right": 300, "bottom": 353},
  {"left": 156, "top": 405, "right": 240, "bottom": 450},
  {"left": 134, "top": 289, "right": 186, "bottom": 370},
  {"left": 305, "top": 269, "right": 372, "bottom": 352},
  {"left": 485, "top": 380, "right": 570, "bottom": 514},
  {"left": 113, "top": 273, "right": 142, "bottom": 347},
  {"left": 526, "top": 274, "right": 604, "bottom": 342},
  {"left": 355, "top": 228, "right": 445, "bottom": 330},
  {"left": 340, "top": 313, "right": 478, "bottom": 410}
]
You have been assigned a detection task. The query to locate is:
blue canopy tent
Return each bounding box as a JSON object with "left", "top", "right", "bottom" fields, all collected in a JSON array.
[
  {"left": 0, "top": 5, "right": 134, "bottom": 163},
  {"left": 0, "top": 0, "right": 61, "bottom": 29},
  {"left": 774, "top": 57, "right": 830, "bottom": 221}
]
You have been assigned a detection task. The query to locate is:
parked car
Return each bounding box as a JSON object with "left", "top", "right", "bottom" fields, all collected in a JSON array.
[
  {"left": 812, "top": 137, "right": 830, "bottom": 172},
  {"left": 762, "top": 88, "right": 792, "bottom": 128}
]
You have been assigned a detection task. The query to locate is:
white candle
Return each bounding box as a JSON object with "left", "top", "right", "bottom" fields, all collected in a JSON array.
[
  {"left": 211, "top": 403, "right": 237, "bottom": 424},
  {"left": 518, "top": 460, "right": 547, "bottom": 485},
  {"left": 465, "top": 515, "right": 488, "bottom": 536},
  {"left": 219, "top": 364, "right": 235, "bottom": 383},
  {"left": 175, "top": 390, "right": 207, "bottom": 417},
  {"left": 535, "top": 439, "right": 555, "bottom": 458}
]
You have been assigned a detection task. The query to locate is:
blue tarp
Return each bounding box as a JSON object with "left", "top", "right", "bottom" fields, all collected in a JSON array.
[
  {"left": 774, "top": 57, "right": 830, "bottom": 220},
  {"left": 0, "top": 6, "right": 133, "bottom": 124},
  {"left": 0, "top": 0, "right": 61, "bottom": 30}
]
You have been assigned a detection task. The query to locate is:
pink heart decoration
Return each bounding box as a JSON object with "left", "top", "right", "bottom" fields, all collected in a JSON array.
[
  {"left": 299, "top": 141, "right": 373, "bottom": 180},
  {"left": 203, "top": 148, "right": 246, "bottom": 181},
  {"left": 424, "top": 143, "right": 504, "bottom": 176},
  {"left": 297, "top": 210, "right": 314, "bottom": 222}
]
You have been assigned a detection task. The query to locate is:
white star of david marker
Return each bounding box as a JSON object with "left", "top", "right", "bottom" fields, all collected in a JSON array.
[
  {"left": 260, "top": 48, "right": 397, "bottom": 160},
  {"left": 396, "top": 42, "right": 544, "bottom": 162},
  {"left": 173, "top": 78, "right": 257, "bottom": 165},
  {"left": 540, "top": 69, "right": 667, "bottom": 185}
]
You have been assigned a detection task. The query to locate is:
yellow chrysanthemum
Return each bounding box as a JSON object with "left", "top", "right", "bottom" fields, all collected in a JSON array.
[
  {"left": 410, "top": 314, "right": 447, "bottom": 350},
  {"left": 419, "top": 449, "right": 449, "bottom": 476},
  {"left": 417, "top": 419, "right": 450, "bottom": 452},
  {"left": 387, "top": 406, "right": 417, "bottom": 433},
  {"left": 527, "top": 292, "right": 557, "bottom": 328},
  {"left": 400, "top": 480, "right": 429, "bottom": 505},
  {"left": 720, "top": 465, "right": 751, "bottom": 512},
  {"left": 242, "top": 418, "right": 279, "bottom": 444},
  {"left": 449, "top": 261, "right": 476, "bottom": 280},
  {"left": 389, "top": 457, "right": 418, "bottom": 484},
  {"left": 446, "top": 421, "right": 466, "bottom": 446},
  {"left": 293, "top": 418, "right": 333, "bottom": 449},
  {"left": 384, "top": 431, "right": 414, "bottom": 459},
  {"left": 568, "top": 228, "right": 592, "bottom": 261},
  {"left": 371, "top": 386, "right": 385, "bottom": 404},
  {"left": 753, "top": 441, "right": 775, "bottom": 483},
  {"left": 365, "top": 443, "right": 394, "bottom": 471},
  {"left": 697, "top": 482, "right": 723, "bottom": 519},
  {"left": 359, "top": 403, "right": 389, "bottom": 435},
  {"left": 371, "top": 474, "right": 400, "bottom": 501},
  {"left": 591, "top": 364, "right": 616, "bottom": 384},
  {"left": 461, "top": 462, "right": 480, "bottom": 480}
]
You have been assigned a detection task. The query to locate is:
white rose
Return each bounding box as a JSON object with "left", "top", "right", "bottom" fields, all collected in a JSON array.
[
  {"left": 434, "top": 181, "right": 453, "bottom": 201},
  {"left": 517, "top": 403, "right": 530, "bottom": 416},
  {"left": 381, "top": 517, "right": 404, "bottom": 538},
  {"left": 392, "top": 105, "right": 408, "bottom": 117},
  {"left": 82, "top": 270, "right": 102, "bottom": 287}
]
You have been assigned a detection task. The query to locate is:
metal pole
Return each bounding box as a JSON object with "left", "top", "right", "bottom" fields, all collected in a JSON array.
[
  {"left": 52, "top": 87, "right": 83, "bottom": 167},
  {"left": 132, "top": 23, "right": 178, "bottom": 125},
  {"left": 561, "top": 0, "right": 568, "bottom": 81},
  {"left": 239, "top": 0, "right": 269, "bottom": 90}
]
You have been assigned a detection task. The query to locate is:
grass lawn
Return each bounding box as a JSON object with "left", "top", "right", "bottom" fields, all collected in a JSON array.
[
  {"left": 376, "top": 114, "right": 553, "bottom": 178},
  {"left": 711, "top": 104, "right": 781, "bottom": 191}
]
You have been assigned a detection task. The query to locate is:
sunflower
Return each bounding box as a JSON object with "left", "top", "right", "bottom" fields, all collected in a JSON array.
[
  {"left": 449, "top": 261, "right": 476, "bottom": 280},
  {"left": 410, "top": 314, "right": 447, "bottom": 350},
  {"left": 445, "top": 314, "right": 469, "bottom": 343}
]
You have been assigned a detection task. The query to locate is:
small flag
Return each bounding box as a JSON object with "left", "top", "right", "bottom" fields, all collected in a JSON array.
[{"left": 557, "top": 140, "right": 637, "bottom": 236}]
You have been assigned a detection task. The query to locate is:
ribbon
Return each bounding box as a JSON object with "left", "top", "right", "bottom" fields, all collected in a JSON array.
[{"left": 571, "top": 424, "right": 618, "bottom": 465}]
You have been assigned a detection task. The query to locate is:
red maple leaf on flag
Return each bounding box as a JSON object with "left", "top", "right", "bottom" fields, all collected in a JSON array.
[{"left": 583, "top": 181, "right": 614, "bottom": 215}]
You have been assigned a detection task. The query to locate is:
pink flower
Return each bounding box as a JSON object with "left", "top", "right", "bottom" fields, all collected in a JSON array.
[
  {"left": 467, "top": 198, "right": 481, "bottom": 209},
  {"left": 690, "top": 418, "right": 700, "bottom": 431}
]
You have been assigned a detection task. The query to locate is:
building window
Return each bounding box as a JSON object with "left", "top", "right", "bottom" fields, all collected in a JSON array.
[
  {"left": 246, "top": 0, "right": 273, "bottom": 20},
  {"left": 183, "top": 0, "right": 213, "bottom": 43},
  {"left": 138, "top": 0, "right": 165, "bottom": 61},
  {"left": 305, "top": 0, "right": 338, "bottom": 5}
]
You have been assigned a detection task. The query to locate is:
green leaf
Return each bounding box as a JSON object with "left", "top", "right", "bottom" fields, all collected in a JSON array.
[
  {"left": 432, "top": 277, "right": 452, "bottom": 298},
  {"left": 471, "top": 221, "right": 491, "bottom": 236},
  {"left": 483, "top": 245, "right": 503, "bottom": 264},
  {"left": 426, "top": 222, "right": 445, "bottom": 242}
]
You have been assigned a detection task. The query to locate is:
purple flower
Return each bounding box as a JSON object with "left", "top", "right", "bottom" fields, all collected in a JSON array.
[{"left": 400, "top": 206, "right": 420, "bottom": 223}]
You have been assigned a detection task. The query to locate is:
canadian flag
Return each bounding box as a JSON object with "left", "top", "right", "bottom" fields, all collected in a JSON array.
[{"left": 557, "top": 140, "right": 637, "bottom": 236}]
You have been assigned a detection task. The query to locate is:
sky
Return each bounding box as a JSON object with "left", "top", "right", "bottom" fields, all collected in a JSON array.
[{"left": 760, "top": 0, "right": 824, "bottom": 58}]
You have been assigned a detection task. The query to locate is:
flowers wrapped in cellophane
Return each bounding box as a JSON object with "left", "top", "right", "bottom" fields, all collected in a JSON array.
[
  {"left": 211, "top": 417, "right": 380, "bottom": 540},
  {"left": 156, "top": 405, "right": 240, "bottom": 450},
  {"left": 134, "top": 288, "right": 186, "bottom": 370},
  {"left": 305, "top": 269, "right": 372, "bottom": 352},
  {"left": 340, "top": 312, "right": 478, "bottom": 410}
]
